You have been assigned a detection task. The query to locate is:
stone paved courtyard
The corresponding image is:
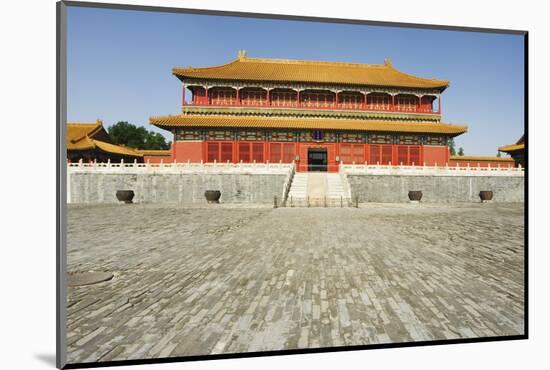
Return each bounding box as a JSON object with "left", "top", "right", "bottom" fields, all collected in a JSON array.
[{"left": 66, "top": 203, "right": 525, "bottom": 364}]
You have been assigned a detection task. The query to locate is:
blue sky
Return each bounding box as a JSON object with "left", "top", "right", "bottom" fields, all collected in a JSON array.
[{"left": 67, "top": 6, "right": 524, "bottom": 156}]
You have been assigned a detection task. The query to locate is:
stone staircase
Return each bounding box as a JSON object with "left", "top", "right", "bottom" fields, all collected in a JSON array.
[
  {"left": 286, "top": 172, "right": 308, "bottom": 203},
  {"left": 285, "top": 172, "right": 352, "bottom": 207}
]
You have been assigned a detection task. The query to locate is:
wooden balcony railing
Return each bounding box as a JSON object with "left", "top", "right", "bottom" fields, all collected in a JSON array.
[{"left": 183, "top": 100, "right": 440, "bottom": 114}]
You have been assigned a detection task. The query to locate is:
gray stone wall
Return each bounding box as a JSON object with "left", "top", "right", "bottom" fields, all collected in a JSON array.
[
  {"left": 347, "top": 175, "right": 524, "bottom": 203},
  {"left": 69, "top": 173, "right": 287, "bottom": 204}
]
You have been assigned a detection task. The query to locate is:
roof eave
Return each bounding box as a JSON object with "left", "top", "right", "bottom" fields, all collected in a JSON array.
[{"left": 173, "top": 75, "right": 449, "bottom": 92}]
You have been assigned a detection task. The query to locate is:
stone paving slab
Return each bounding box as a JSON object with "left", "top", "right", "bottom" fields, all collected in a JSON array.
[{"left": 66, "top": 203, "right": 525, "bottom": 364}]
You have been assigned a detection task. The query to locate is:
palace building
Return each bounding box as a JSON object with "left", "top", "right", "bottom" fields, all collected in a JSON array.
[
  {"left": 499, "top": 135, "right": 525, "bottom": 168},
  {"left": 150, "top": 51, "right": 469, "bottom": 172},
  {"left": 67, "top": 120, "right": 144, "bottom": 163}
]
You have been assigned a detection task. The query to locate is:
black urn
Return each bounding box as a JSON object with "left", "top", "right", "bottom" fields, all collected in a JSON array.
[
  {"left": 479, "top": 191, "right": 494, "bottom": 202},
  {"left": 205, "top": 190, "right": 221, "bottom": 203},
  {"left": 408, "top": 191, "right": 423, "bottom": 202},
  {"left": 116, "top": 190, "right": 135, "bottom": 204}
]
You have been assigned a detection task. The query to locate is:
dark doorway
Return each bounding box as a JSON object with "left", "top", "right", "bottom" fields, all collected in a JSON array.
[{"left": 308, "top": 148, "right": 328, "bottom": 171}]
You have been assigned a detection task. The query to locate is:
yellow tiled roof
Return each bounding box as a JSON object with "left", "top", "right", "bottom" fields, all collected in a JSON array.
[
  {"left": 67, "top": 121, "right": 104, "bottom": 150},
  {"left": 136, "top": 149, "right": 172, "bottom": 156},
  {"left": 450, "top": 155, "right": 514, "bottom": 162},
  {"left": 173, "top": 55, "right": 449, "bottom": 90},
  {"left": 67, "top": 121, "right": 142, "bottom": 157},
  {"left": 93, "top": 140, "right": 143, "bottom": 157},
  {"left": 150, "top": 114, "right": 467, "bottom": 135},
  {"left": 498, "top": 143, "right": 525, "bottom": 153}
]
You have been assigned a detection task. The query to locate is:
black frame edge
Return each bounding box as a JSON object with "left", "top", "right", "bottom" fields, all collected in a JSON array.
[{"left": 57, "top": 1, "right": 68, "bottom": 369}]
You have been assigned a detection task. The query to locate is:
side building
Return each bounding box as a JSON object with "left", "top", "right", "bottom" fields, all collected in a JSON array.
[
  {"left": 499, "top": 135, "right": 525, "bottom": 168},
  {"left": 150, "top": 52, "right": 467, "bottom": 172},
  {"left": 67, "top": 120, "right": 143, "bottom": 163}
]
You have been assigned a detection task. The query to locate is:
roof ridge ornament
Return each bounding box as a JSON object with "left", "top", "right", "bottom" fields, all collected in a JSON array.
[
  {"left": 238, "top": 50, "right": 247, "bottom": 60},
  {"left": 384, "top": 58, "right": 393, "bottom": 68}
]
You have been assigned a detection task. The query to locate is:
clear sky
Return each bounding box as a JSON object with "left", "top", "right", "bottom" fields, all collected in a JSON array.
[{"left": 67, "top": 6, "right": 524, "bottom": 156}]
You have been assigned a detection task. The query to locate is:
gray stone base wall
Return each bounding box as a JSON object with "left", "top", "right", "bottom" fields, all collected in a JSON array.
[
  {"left": 69, "top": 173, "right": 287, "bottom": 204},
  {"left": 347, "top": 175, "right": 524, "bottom": 203}
]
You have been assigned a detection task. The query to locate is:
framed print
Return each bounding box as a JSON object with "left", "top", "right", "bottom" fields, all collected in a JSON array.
[{"left": 57, "top": 1, "right": 527, "bottom": 368}]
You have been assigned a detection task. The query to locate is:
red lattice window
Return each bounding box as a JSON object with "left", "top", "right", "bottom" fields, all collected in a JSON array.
[
  {"left": 269, "top": 143, "right": 295, "bottom": 163},
  {"left": 269, "top": 143, "right": 282, "bottom": 163},
  {"left": 239, "top": 142, "right": 251, "bottom": 163},
  {"left": 352, "top": 145, "right": 365, "bottom": 163},
  {"left": 381, "top": 145, "right": 393, "bottom": 165},
  {"left": 241, "top": 89, "right": 267, "bottom": 106},
  {"left": 393, "top": 145, "right": 422, "bottom": 166},
  {"left": 370, "top": 145, "right": 380, "bottom": 164},
  {"left": 339, "top": 144, "right": 364, "bottom": 163},
  {"left": 271, "top": 90, "right": 297, "bottom": 107},
  {"left": 210, "top": 88, "right": 237, "bottom": 106},
  {"left": 409, "top": 146, "right": 420, "bottom": 165},
  {"left": 368, "top": 144, "right": 393, "bottom": 164},
  {"left": 220, "top": 143, "right": 233, "bottom": 162},
  {"left": 396, "top": 96, "right": 418, "bottom": 112},
  {"left": 207, "top": 142, "right": 234, "bottom": 162},
  {"left": 340, "top": 144, "right": 352, "bottom": 163},
  {"left": 252, "top": 143, "right": 264, "bottom": 162},
  {"left": 397, "top": 146, "right": 409, "bottom": 165},
  {"left": 238, "top": 142, "right": 264, "bottom": 163},
  {"left": 302, "top": 91, "right": 335, "bottom": 108},
  {"left": 338, "top": 93, "right": 363, "bottom": 109},
  {"left": 283, "top": 143, "right": 295, "bottom": 163},
  {"left": 367, "top": 94, "right": 391, "bottom": 111},
  {"left": 207, "top": 142, "right": 219, "bottom": 162}
]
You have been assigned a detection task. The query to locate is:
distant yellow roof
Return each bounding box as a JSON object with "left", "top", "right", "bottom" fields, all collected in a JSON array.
[
  {"left": 150, "top": 114, "right": 467, "bottom": 135},
  {"left": 450, "top": 155, "right": 514, "bottom": 162},
  {"left": 67, "top": 121, "right": 104, "bottom": 150},
  {"left": 498, "top": 143, "right": 525, "bottom": 153},
  {"left": 173, "top": 54, "right": 449, "bottom": 90},
  {"left": 136, "top": 149, "right": 172, "bottom": 156},
  {"left": 67, "top": 121, "right": 142, "bottom": 157},
  {"left": 93, "top": 140, "right": 143, "bottom": 157}
]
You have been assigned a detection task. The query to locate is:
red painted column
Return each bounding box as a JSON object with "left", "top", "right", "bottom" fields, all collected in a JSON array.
[
  {"left": 297, "top": 90, "right": 301, "bottom": 108},
  {"left": 267, "top": 89, "right": 271, "bottom": 106},
  {"left": 205, "top": 87, "right": 209, "bottom": 105},
  {"left": 236, "top": 88, "right": 240, "bottom": 107},
  {"left": 172, "top": 129, "right": 177, "bottom": 159},
  {"left": 391, "top": 95, "right": 395, "bottom": 111},
  {"left": 182, "top": 82, "right": 185, "bottom": 106},
  {"left": 438, "top": 95, "right": 442, "bottom": 114},
  {"left": 334, "top": 91, "right": 338, "bottom": 109}
]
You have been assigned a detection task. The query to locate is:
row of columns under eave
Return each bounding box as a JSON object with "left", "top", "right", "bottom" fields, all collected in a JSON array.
[{"left": 182, "top": 85, "right": 441, "bottom": 113}]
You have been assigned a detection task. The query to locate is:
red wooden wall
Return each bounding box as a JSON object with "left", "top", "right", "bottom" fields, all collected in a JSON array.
[{"left": 172, "top": 140, "right": 450, "bottom": 172}]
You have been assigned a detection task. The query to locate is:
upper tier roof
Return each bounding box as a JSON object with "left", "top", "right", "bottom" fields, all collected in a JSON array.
[{"left": 173, "top": 53, "right": 449, "bottom": 90}]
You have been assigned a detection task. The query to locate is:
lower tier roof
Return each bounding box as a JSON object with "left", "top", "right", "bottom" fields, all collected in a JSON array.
[{"left": 150, "top": 114, "right": 467, "bottom": 136}]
